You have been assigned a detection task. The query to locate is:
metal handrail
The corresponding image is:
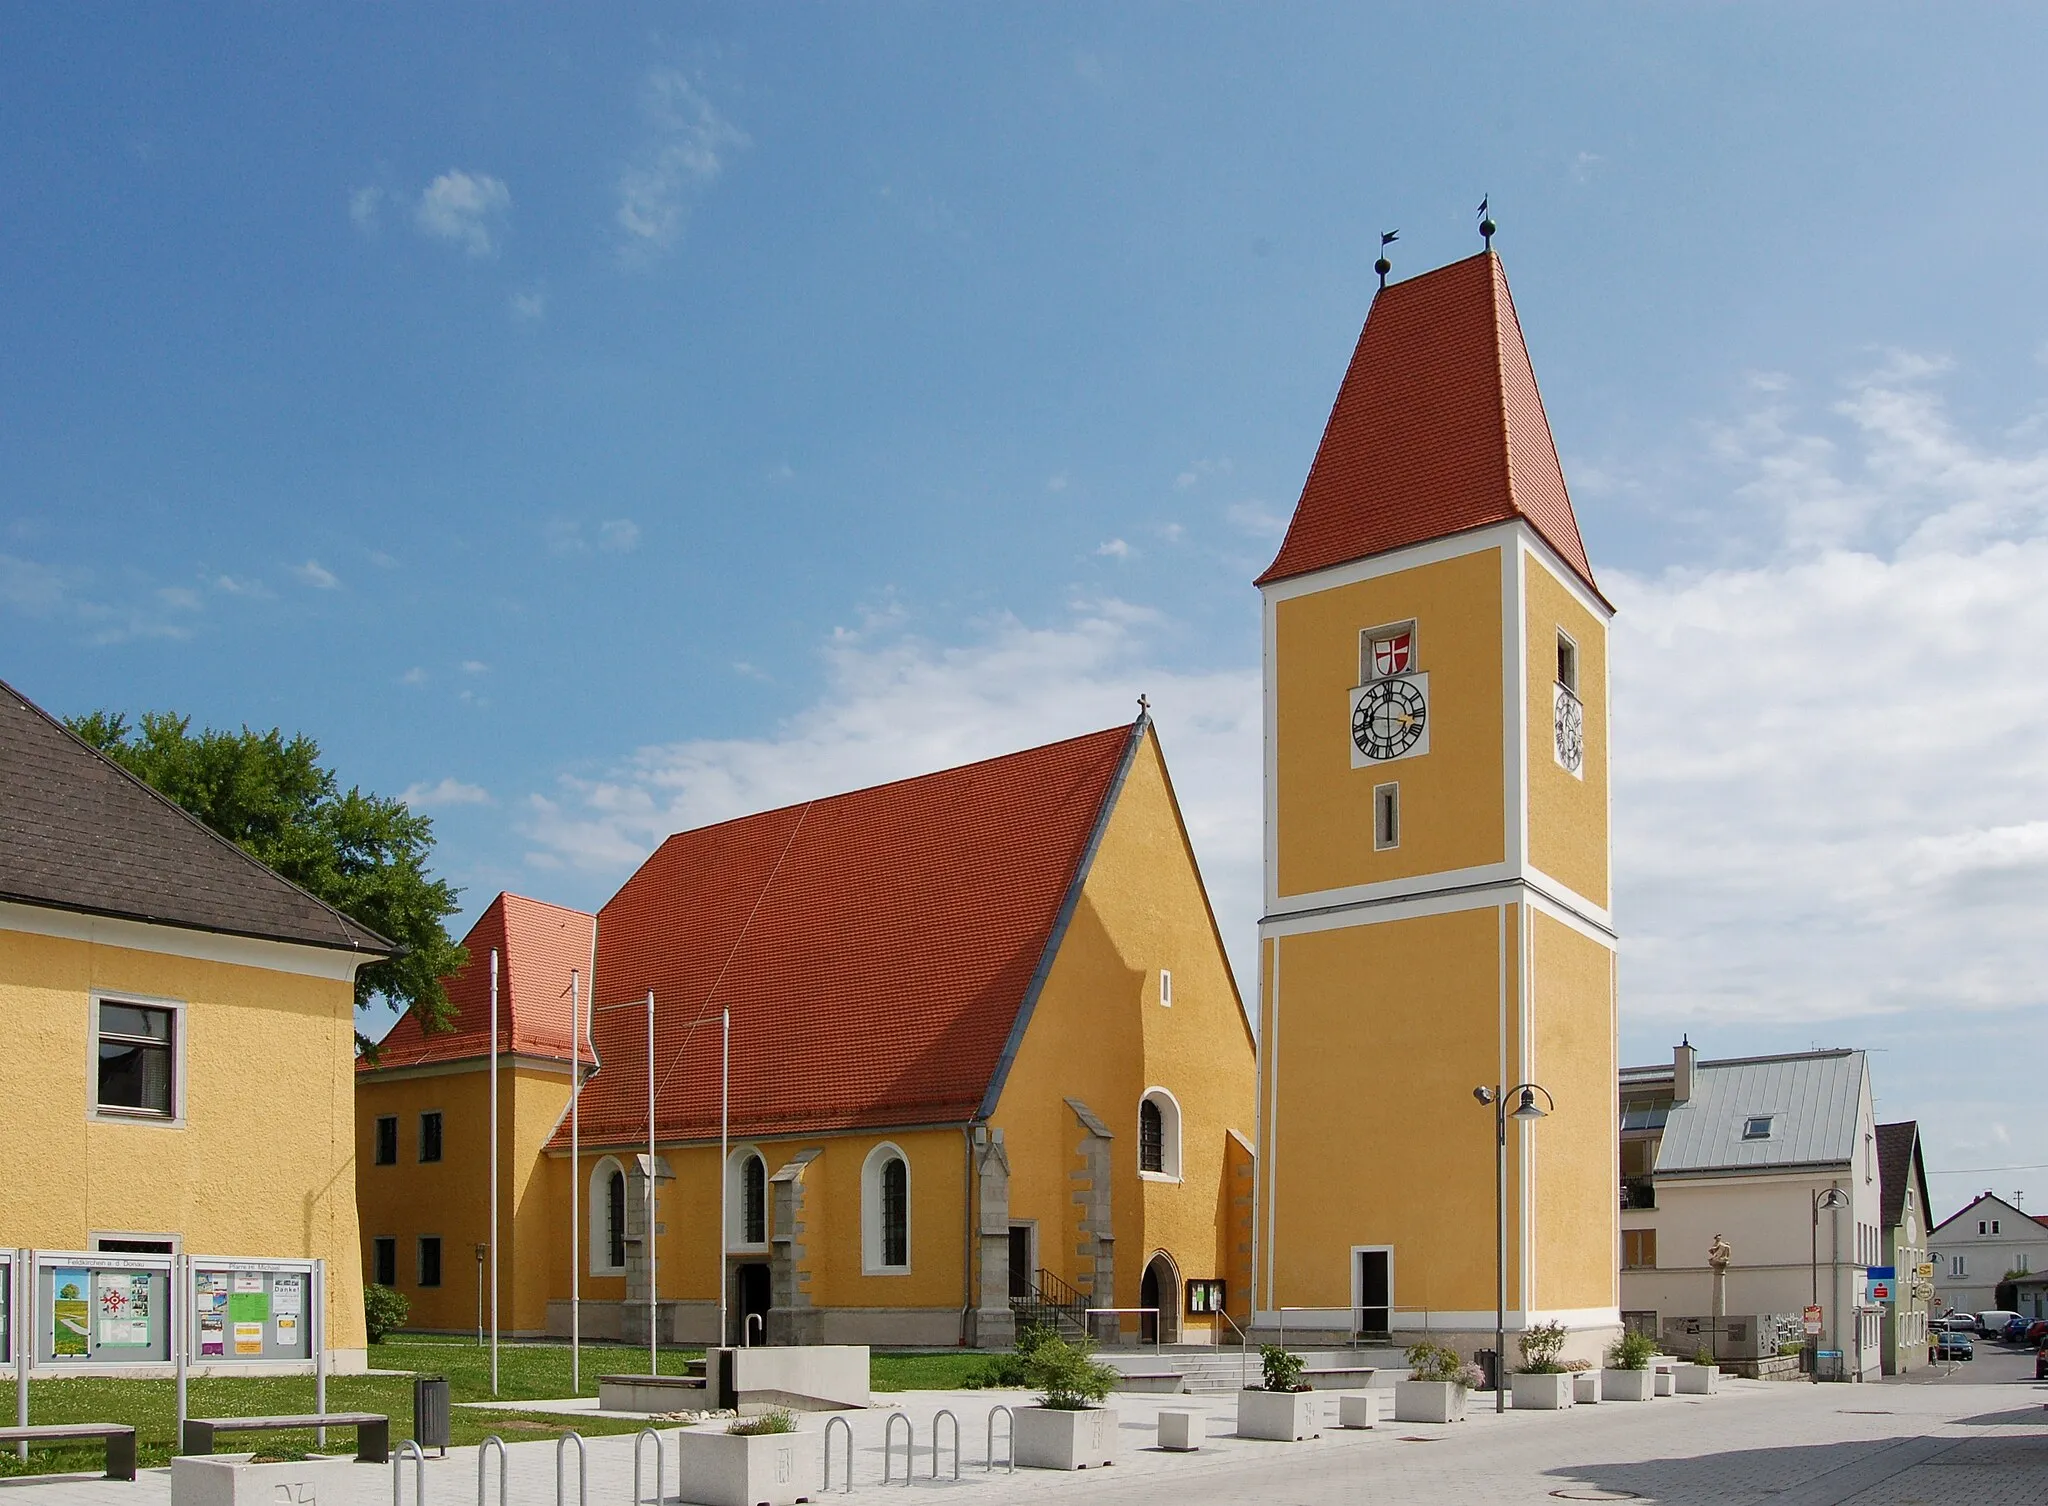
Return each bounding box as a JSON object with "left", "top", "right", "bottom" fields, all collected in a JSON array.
[
  {"left": 633, "top": 1428, "right": 664, "bottom": 1506},
  {"left": 744, "top": 1313, "right": 765, "bottom": 1348},
  {"left": 823, "top": 1415, "right": 854, "bottom": 1493},
  {"left": 930, "top": 1409, "right": 959, "bottom": 1480},
  {"left": 1085, "top": 1306, "right": 1162, "bottom": 1351},
  {"left": 1213, "top": 1307, "right": 1253, "bottom": 1389},
  {"left": 882, "top": 1412, "right": 913, "bottom": 1486},
  {"left": 394, "top": 1440, "right": 426, "bottom": 1506},
  {"left": 1275, "top": 1304, "right": 1432, "bottom": 1350},
  {"left": 477, "top": 1436, "right": 507, "bottom": 1506},
  {"left": 556, "top": 1432, "right": 588, "bottom": 1506},
  {"left": 984, "top": 1405, "right": 1014, "bottom": 1473}
]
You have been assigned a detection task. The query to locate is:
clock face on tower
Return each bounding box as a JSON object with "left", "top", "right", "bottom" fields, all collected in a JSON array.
[
  {"left": 1350, "top": 674, "right": 1430, "bottom": 765},
  {"left": 1553, "top": 683, "right": 1584, "bottom": 778}
]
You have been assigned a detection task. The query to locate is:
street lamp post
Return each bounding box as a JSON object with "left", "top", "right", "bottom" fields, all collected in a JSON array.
[
  {"left": 1810, "top": 1186, "right": 1849, "bottom": 1381},
  {"left": 1473, "top": 1082, "right": 1555, "bottom": 1413}
]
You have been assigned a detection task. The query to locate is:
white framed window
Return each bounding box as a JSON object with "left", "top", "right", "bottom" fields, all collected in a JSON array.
[
  {"left": 1373, "top": 783, "right": 1399, "bottom": 850},
  {"left": 589, "top": 1156, "right": 627, "bottom": 1274},
  {"left": 1993, "top": 1219, "right": 2001, "bottom": 1234},
  {"left": 1138, "top": 1087, "right": 1183, "bottom": 1182},
  {"left": 1556, "top": 630, "right": 1579, "bottom": 695},
  {"left": 1742, "top": 1115, "right": 1774, "bottom": 1141},
  {"left": 862, "top": 1143, "right": 911, "bottom": 1274},
  {"left": 1159, "top": 969, "right": 1173, "bottom": 1008},
  {"left": 1866, "top": 1133, "right": 1875, "bottom": 1183},
  {"left": 1951, "top": 1254, "right": 1968, "bottom": 1278},
  {"left": 726, "top": 1147, "right": 769, "bottom": 1249},
  {"left": 89, "top": 992, "right": 184, "bottom": 1124}
]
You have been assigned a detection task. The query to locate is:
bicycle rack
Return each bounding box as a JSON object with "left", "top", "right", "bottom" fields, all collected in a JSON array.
[
  {"left": 394, "top": 1439, "right": 427, "bottom": 1506},
  {"left": 823, "top": 1415, "right": 855, "bottom": 1494},
  {"left": 930, "top": 1409, "right": 960, "bottom": 1480},
  {"left": 882, "top": 1412, "right": 913, "bottom": 1486},
  {"left": 477, "top": 1436, "right": 508, "bottom": 1506},
  {"left": 556, "top": 1431, "right": 589, "bottom": 1506},
  {"left": 633, "top": 1427, "right": 666, "bottom": 1506},
  {"left": 984, "top": 1405, "right": 1014, "bottom": 1473}
]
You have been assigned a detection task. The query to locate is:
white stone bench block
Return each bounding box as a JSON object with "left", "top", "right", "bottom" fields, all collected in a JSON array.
[
  {"left": 1337, "top": 1392, "right": 1385, "bottom": 1429},
  {"left": 1157, "top": 1410, "right": 1204, "bottom": 1451}
]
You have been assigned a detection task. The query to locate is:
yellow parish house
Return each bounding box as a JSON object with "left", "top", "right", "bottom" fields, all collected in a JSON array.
[
  {"left": 0, "top": 677, "right": 391, "bottom": 1370},
  {"left": 359, "top": 714, "right": 1255, "bottom": 1348}
]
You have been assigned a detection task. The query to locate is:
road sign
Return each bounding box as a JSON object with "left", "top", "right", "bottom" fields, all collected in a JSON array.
[
  {"left": 1915, "top": 1262, "right": 1935, "bottom": 1281},
  {"left": 1803, "top": 1305, "right": 1823, "bottom": 1335},
  {"left": 1870, "top": 1280, "right": 1892, "bottom": 1303},
  {"left": 1866, "top": 1266, "right": 1895, "bottom": 1281}
]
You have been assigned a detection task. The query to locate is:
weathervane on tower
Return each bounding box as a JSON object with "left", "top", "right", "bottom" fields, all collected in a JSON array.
[
  {"left": 1479, "top": 196, "right": 1495, "bottom": 249},
  {"left": 1375, "top": 229, "right": 1398, "bottom": 289}
]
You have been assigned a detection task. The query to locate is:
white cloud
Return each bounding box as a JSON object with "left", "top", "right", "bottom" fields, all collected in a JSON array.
[
  {"left": 1175, "top": 457, "right": 1232, "bottom": 490},
  {"left": 212, "top": 574, "right": 273, "bottom": 599},
  {"left": 460, "top": 660, "right": 489, "bottom": 675},
  {"left": 156, "top": 586, "right": 201, "bottom": 611},
  {"left": 510, "top": 287, "right": 546, "bottom": 321},
  {"left": 2, "top": 554, "right": 195, "bottom": 643},
  {"left": 0, "top": 553, "right": 73, "bottom": 616},
  {"left": 291, "top": 559, "right": 340, "bottom": 590},
  {"left": 401, "top": 777, "right": 493, "bottom": 809},
  {"left": 546, "top": 518, "right": 641, "bottom": 556},
  {"left": 369, "top": 551, "right": 399, "bottom": 570},
  {"left": 1047, "top": 473, "right": 1070, "bottom": 493},
  {"left": 1095, "top": 538, "right": 1133, "bottom": 560},
  {"left": 520, "top": 599, "right": 1263, "bottom": 968},
  {"left": 598, "top": 519, "right": 641, "bottom": 552},
  {"left": 614, "top": 70, "right": 746, "bottom": 262},
  {"left": 349, "top": 186, "right": 384, "bottom": 233},
  {"left": 1225, "top": 500, "right": 1288, "bottom": 538},
  {"left": 415, "top": 170, "right": 511, "bottom": 258},
  {"left": 400, "top": 667, "right": 428, "bottom": 686}
]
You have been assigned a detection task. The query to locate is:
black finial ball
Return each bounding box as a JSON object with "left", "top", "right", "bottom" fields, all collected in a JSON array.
[
  {"left": 1374, "top": 256, "right": 1391, "bottom": 277},
  {"left": 1480, "top": 216, "right": 1496, "bottom": 241}
]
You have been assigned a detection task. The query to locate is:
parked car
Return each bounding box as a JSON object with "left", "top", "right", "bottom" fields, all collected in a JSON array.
[
  {"left": 2026, "top": 1319, "right": 2048, "bottom": 1345},
  {"left": 2002, "top": 1315, "right": 2031, "bottom": 1343},
  {"left": 1933, "top": 1330, "right": 1975, "bottom": 1361},
  {"left": 2037, "top": 1345, "right": 2048, "bottom": 1381},
  {"left": 1976, "top": 1310, "right": 2022, "bottom": 1336},
  {"left": 1940, "top": 1311, "right": 1980, "bottom": 1331}
]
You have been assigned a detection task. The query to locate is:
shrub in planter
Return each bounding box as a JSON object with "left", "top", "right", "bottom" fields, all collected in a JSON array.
[
  {"left": 1395, "top": 1342, "right": 1478, "bottom": 1424},
  {"left": 1237, "top": 1344, "right": 1319, "bottom": 1439},
  {"left": 1014, "top": 1334, "right": 1121, "bottom": 1470},
  {"left": 1510, "top": 1322, "right": 1573, "bottom": 1409},
  {"left": 363, "top": 1283, "right": 409, "bottom": 1344},
  {"left": 1602, "top": 1329, "right": 1659, "bottom": 1401}
]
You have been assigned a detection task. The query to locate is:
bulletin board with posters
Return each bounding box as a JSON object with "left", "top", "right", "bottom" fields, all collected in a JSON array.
[
  {"left": 189, "top": 1262, "right": 314, "bottom": 1363},
  {"left": 35, "top": 1253, "right": 173, "bottom": 1365}
]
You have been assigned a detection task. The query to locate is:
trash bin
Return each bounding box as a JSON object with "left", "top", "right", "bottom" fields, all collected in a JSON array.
[
  {"left": 413, "top": 1374, "right": 450, "bottom": 1455},
  {"left": 1475, "top": 1348, "right": 1500, "bottom": 1391}
]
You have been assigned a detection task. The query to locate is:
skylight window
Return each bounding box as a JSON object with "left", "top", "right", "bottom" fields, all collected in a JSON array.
[{"left": 1741, "top": 1115, "right": 1774, "bottom": 1141}]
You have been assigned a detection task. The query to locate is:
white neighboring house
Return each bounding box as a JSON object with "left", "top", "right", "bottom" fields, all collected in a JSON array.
[
  {"left": 1619, "top": 1042, "right": 1884, "bottom": 1381},
  {"left": 1926, "top": 1193, "right": 2048, "bottom": 1318}
]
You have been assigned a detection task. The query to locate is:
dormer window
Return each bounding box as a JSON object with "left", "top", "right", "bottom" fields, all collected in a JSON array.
[{"left": 1742, "top": 1115, "right": 1774, "bottom": 1141}]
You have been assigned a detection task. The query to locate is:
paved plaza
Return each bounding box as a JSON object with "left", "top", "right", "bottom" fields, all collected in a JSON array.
[{"left": 6, "top": 1367, "right": 2043, "bottom": 1506}]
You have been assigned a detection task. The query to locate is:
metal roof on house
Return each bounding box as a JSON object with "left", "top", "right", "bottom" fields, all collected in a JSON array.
[{"left": 1653, "top": 1049, "right": 1867, "bottom": 1176}]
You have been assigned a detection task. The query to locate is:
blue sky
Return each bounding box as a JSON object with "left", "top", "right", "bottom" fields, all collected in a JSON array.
[{"left": 6, "top": 6, "right": 2047, "bottom": 1224}]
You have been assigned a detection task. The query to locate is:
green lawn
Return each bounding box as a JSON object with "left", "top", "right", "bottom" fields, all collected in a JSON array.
[{"left": 0, "top": 1337, "right": 1014, "bottom": 1477}]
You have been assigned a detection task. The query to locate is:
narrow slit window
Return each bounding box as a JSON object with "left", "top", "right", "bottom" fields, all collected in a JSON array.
[
  {"left": 417, "top": 1236, "right": 442, "bottom": 1288},
  {"left": 1557, "top": 631, "right": 1578, "bottom": 694},
  {"left": 374, "top": 1116, "right": 398, "bottom": 1165},
  {"left": 418, "top": 1111, "right": 444, "bottom": 1163},
  {"left": 741, "top": 1154, "right": 767, "bottom": 1245},
  {"left": 1159, "top": 969, "right": 1173, "bottom": 1008},
  {"left": 372, "top": 1237, "right": 397, "bottom": 1287},
  {"left": 1373, "top": 783, "right": 1399, "bottom": 850}
]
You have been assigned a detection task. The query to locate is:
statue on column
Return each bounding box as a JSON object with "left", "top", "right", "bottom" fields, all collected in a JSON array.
[{"left": 1706, "top": 1234, "right": 1733, "bottom": 1362}]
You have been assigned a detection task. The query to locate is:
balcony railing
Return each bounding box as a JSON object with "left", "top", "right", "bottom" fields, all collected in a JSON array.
[{"left": 1621, "top": 1178, "right": 1657, "bottom": 1211}]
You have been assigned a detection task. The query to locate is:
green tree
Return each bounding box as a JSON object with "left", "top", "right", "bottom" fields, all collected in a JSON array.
[{"left": 67, "top": 710, "right": 465, "bottom": 1039}]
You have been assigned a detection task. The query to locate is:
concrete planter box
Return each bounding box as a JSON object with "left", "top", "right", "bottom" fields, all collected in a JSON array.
[
  {"left": 1014, "top": 1406, "right": 1119, "bottom": 1470},
  {"left": 1601, "top": 1368, "right": 1656, "bottom": 1401},
  {"left": 1236, "top": 1388, "right": 1320, "bottom": 1441},
  {"left": 672, "top": 1427, "right": 818, "bottom": 1506},
  {"left": 1675, "top": 1363, "right": 1720, "bottom": 1394},
  {"left": 171, "top": 1454, "right": 362, "bottom": 1506},
  {"left": 1509, "top": 1372, "right": 1574, "bottom": 1410},
  {"left": 1571, "top": 1371, "right": 1601, "bottom": 1404},
  {"left": 1393, "top": 1380, "right": 1468, "bottom": 1424}
]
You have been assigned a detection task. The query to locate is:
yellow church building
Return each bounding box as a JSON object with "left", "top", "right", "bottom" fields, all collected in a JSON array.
[
  {"left": 359, "top": 714, "right": 1256, "bottom": 1349},
  {"left": 1252, "top": 250, "right": 1619, "bottom": 1357}
]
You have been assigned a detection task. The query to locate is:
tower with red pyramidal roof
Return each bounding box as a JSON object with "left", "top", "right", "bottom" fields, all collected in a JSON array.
[{"left": 1252, "top": 246, "right": 1618, "bottom": 1358}]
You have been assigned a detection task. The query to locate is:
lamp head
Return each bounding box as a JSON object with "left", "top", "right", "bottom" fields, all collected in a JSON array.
[
  {"left": 1473, "top": 1086, "right": 1495, "bottom": 1105},
  {"left": 1510, "top": 1086, "right": 1549, "bottom": 1122}
]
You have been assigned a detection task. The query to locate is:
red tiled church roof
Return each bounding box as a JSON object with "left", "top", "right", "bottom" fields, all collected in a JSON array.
[
  {"left": 1257, "top": 251, "right": 1603, "bottom": 602},
  {"left": 363, "top": 892, "right": 596, "bottom": 1070},
  {"left": 556, "top": 721, "right": 1143, "bottom": 1147}
]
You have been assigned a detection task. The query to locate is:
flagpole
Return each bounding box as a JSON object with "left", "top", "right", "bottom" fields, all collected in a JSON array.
[
  {"left": 489, "top": 947, "right": 500, "bottom": 1399},
  {"left": 569, "top": 968, "right": 581, "bottom": 1394},
  {"left": 647, "top": 989, "right": 657, "bottom": 1377},
  {"left": 719, "top": 1006, "right": 730, "bottom": 1348}
]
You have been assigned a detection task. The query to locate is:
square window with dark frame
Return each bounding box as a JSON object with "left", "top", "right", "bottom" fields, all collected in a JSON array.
[
  {"left": 1556, "top": 632, "right": 1578, "bottom": 695},
  {"left": 1373, "top": 783, "right": 1399, "bottom": 850},
  {"left": 1742, "top": 1115, "right": 1774, "bottom": 1140},
  {"left": 373, "top": 1237, "right": 397, "bottom": 1287},
  {"left": 417, "top": 1236, "right": 442, "bottom": 1287},
  {"left": 374, "top": 1116, "right": 398, "bottom": 1165},
  {"left": 419, "top": 1111, "right": 443, "bottom": 1163},
  {"left": 96, "top": 999, "right": 175, "bottom": 1116}
]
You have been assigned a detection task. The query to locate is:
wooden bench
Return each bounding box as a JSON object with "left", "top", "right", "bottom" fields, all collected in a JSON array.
[
  {"left": 180, "top": 1413, "right": 389, "bottom": 1464},
  {"left": 0, "top": 1423, "right": 139, "bottom": 1480}
]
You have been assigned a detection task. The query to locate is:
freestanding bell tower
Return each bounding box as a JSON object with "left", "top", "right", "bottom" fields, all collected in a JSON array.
[{"left": 1252, "top": 249, "right": 1618, "bottom": 1357}]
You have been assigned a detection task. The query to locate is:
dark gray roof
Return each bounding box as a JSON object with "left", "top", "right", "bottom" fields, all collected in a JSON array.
[
  {"left": 0, "top": 677, "right": 392, "bottom": 957},
  {"left": 1876, "top": 1121, "right": 1928, "bottom": 1232},
  {"left": 1653, "top": 1049, "right": 1866, "bottom": 1176}
]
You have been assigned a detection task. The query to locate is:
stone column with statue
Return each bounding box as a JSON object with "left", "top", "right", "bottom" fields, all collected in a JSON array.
[{"left": 1707, "top": 1233, "right": 1733, "bottom": 1361}]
